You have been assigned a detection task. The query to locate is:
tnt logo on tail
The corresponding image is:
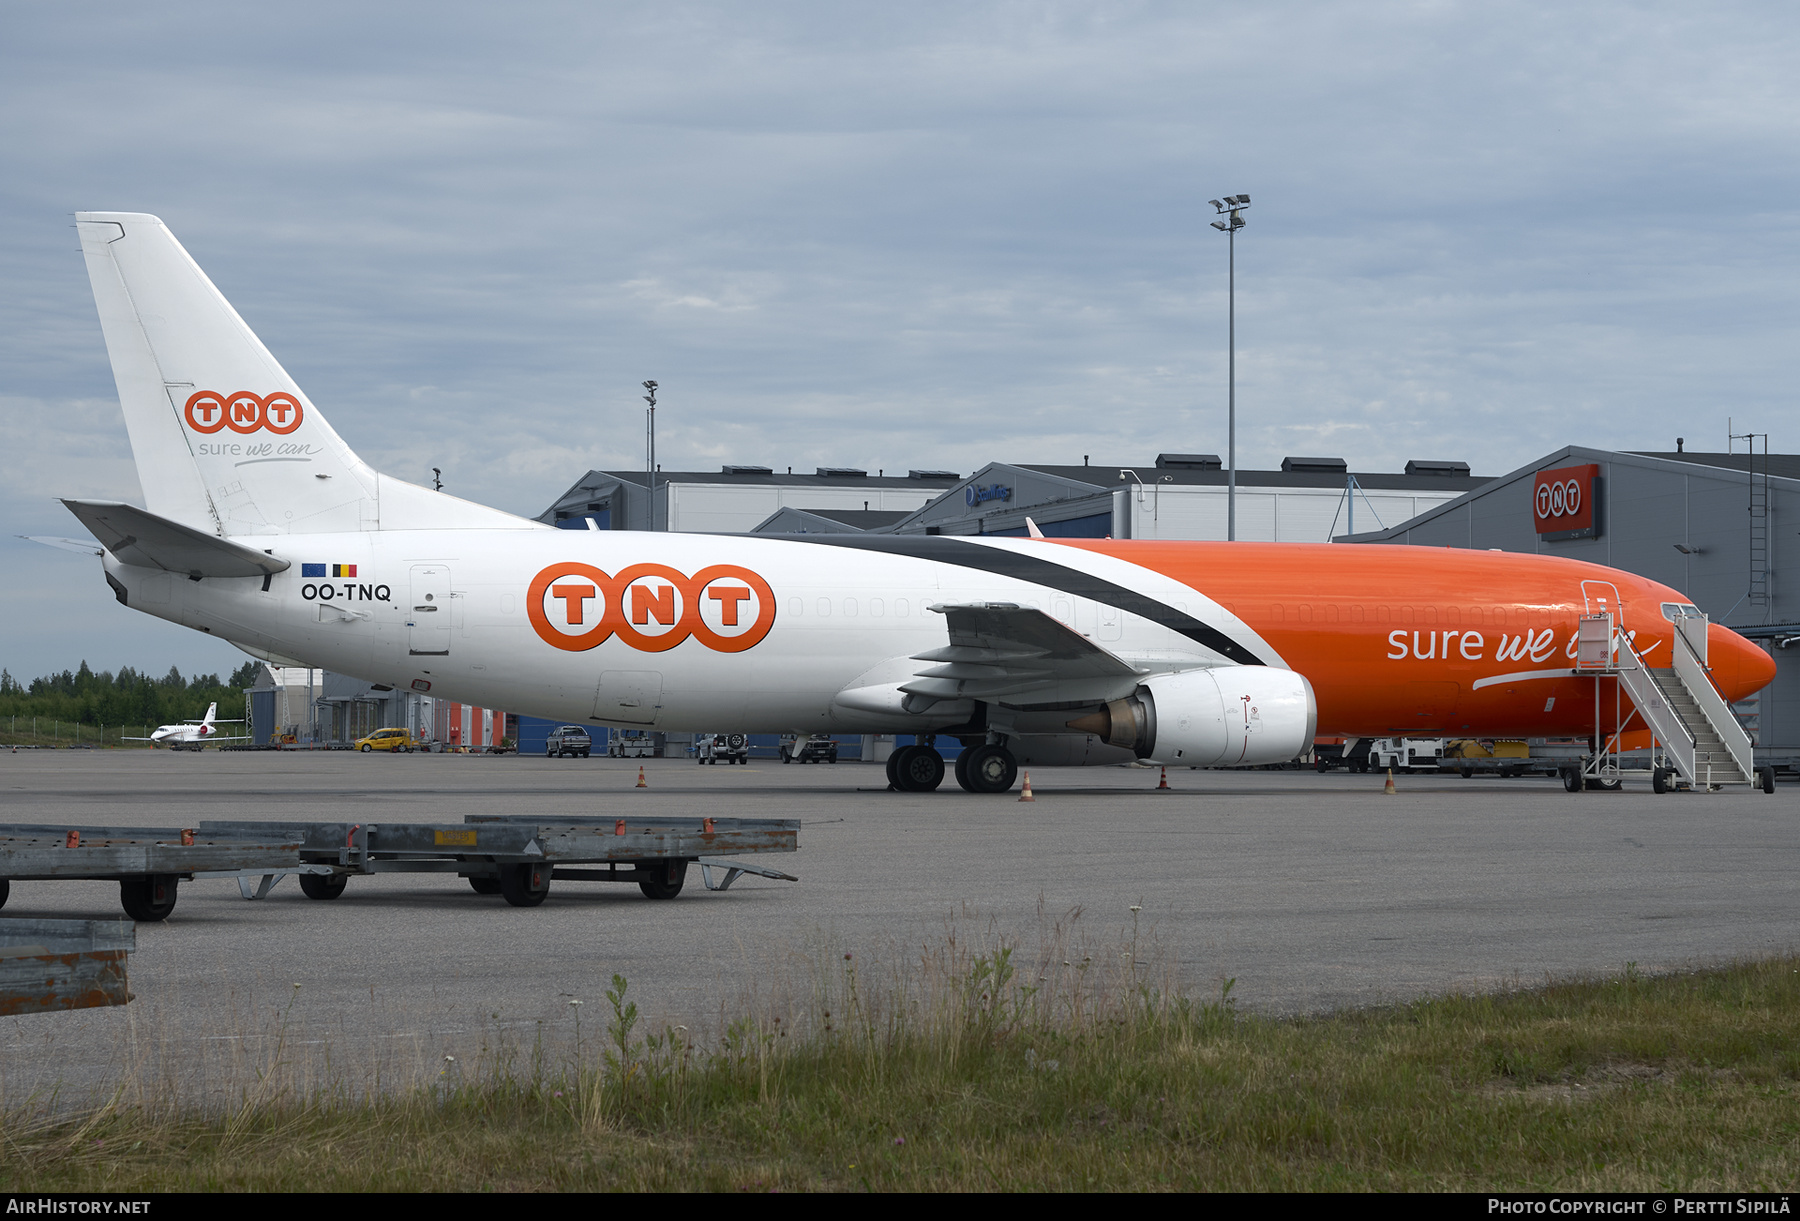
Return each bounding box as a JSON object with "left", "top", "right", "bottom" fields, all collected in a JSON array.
[{"left": 183, "top": 391, "right": 304, "bottom": 435}]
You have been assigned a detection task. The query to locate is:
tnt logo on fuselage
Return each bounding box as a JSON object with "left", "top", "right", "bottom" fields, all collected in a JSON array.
[
  {"left": 527, "top": 562, "right": 776, "bottom": 654},
  {"left": 183, "top": 391, "right": 304, "bottom": 435}
]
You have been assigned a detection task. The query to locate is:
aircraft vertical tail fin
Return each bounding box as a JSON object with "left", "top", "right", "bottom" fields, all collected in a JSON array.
[
  {"left": 74, "top": 213, "right": 538, "bottom": 538},
  {"left": 203, "top": 702, "right": 217, "bottom": 725}
]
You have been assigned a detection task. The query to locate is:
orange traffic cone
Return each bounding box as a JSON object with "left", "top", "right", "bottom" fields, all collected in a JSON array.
[
  {"left": 635, "top": 766, "right": 647, "bottom": 789},
  {"left": 1018, "top": 772, "right": 1035, "bottom": 802},
  {"left": 1383, "top": 768, "right": 1396, "bottom": 795},
  {"left": 1157, "top": 766, "right": 1170, "bottom": 790}
]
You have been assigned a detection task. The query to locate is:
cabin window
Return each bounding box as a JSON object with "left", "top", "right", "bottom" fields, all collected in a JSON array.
[
  {"left": 1661, "top": 602, "right": 1702, "bottom": 622},
  {"left": 816, "top": 598, "right": 832, "bottom": 617},
  {"left": 787, "top": 597, "right": 803, "bottom": 618},
  {"left": 870, "top": 598, "right": 885, "bottom": 617}
]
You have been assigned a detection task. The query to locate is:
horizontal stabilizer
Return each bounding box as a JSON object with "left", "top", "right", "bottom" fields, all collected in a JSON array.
[
  {"left": 61, "top": 500, "right": 290, "bottom": 579},
  {"left": 18, "top": 535, "right": 104, "bottom": 556}
]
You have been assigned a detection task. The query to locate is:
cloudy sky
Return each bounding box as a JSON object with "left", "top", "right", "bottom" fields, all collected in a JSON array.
[{"left": 2, "top": 1, "right": 1796, "bottom": 680}]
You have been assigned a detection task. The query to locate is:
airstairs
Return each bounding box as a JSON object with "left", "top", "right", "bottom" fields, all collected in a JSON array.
[{"left": 1577, "top": 610, "right": 1764, "bottom": 792}]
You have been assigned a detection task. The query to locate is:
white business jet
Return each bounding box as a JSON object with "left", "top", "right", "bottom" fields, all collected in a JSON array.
[{"left": 123, "top": 702, "right": 248, "bottom": 751}]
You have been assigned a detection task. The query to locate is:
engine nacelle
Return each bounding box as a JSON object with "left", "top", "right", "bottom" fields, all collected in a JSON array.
[{"left": 1068, "top": 667, "right": 1316, "bottom": 768}]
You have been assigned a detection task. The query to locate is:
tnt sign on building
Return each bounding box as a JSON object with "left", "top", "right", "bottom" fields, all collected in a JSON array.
[{"left": 1534, "top": 463, "right": 1600, "bottom": 541}]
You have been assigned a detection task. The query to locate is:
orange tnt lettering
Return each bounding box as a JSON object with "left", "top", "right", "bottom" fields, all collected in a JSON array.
[
  {"left": 551, "top": 583, "right": 595, "bottom": 625},
  {"left": 631, "top": 583, "right": 676, "bottom": 625},
  {"left": 707, "top": 585, "right": 751, "bottom": 626}
]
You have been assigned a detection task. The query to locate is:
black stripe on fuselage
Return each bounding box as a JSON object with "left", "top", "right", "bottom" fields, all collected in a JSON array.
[{"left": 772, "top": 534, "right": 1265, "bottom": 666}]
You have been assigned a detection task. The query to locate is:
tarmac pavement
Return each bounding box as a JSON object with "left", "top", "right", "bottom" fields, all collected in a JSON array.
[{"left": 0, "top": 748, "right": 1793, "bottom": 1105}]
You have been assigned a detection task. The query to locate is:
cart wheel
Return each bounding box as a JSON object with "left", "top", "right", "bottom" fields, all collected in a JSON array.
[
  {"left": 299, "top": 872, "right": 348, "bottom": 900},
  {"left": 120, "top": 875, "right": 178, "bottom": 922},
  {"left": 639, "top": 859, "right": 688, "bottom": 901},
  {"left": 1652, "top": 767, "right": 1670, "bottom": 794},
  {"left": 499, "top": 862, "right": 550, "bottom": 907},
  {"left": 1761, "top": 767, "right": 1777, "bottom": 794},
  {"left": 0, "top": 878, "right": 9, "bottom": 910},
  {"left": 467, "top": 876, "right": 502, "bottom": 895},
  {"left": 1562, "top": 767, "right": 1581, "bottom": 793}
]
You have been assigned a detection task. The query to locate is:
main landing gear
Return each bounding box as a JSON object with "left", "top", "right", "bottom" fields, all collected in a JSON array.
[
  {"left": 887, "top": 744, "right": 944, "bottom": 792},
  {"left": 955, "top": 743, "right": 1018, "bottom": 794},
  {"left": 887, "top": 739, "right": 1021, "bottom": 794}
]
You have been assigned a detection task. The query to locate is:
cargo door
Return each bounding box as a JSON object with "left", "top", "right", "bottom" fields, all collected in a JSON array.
[
  {"left": 408, "top": 565, "right": 452, "bottom": 656},
  {"left": 596, "top": 670, "right": 662, "bottom": 725}
]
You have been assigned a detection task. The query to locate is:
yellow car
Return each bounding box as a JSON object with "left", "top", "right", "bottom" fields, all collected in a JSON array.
[{"left": 354, "top": 728, "right": 417, "bottom": 753}]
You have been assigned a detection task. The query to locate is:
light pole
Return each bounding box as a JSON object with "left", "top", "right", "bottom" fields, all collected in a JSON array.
[
  {"left": 1209, "top": 194, "right": 1250, "bottom": 541},
  {"left": 643, "top": 380, "right": 659, "bottom": 531}
]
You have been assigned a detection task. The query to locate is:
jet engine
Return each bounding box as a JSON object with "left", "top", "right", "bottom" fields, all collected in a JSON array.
[{"left": 1066, "top": 666, "right": 1316, "bottom": 768}]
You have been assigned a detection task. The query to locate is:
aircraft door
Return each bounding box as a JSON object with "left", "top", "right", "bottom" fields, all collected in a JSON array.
[
  {"left": 1580, "top": 580, "right": 1624, "bottom": 625},
  {"left": 408, "top": 565, "right": 452, "bottom": 656},
  {"left": 597, "top": 670, "right": 662, "bottom": 725}
]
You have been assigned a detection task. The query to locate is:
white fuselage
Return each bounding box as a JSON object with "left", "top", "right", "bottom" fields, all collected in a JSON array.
[{"left": 105, "top": 528, "right": 1268, "bottom": 734}]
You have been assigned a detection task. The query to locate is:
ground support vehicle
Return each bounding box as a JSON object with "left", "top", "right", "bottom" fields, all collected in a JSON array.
[
  {"left": 1367, "top": 738, "right": 1445, "bottom": 774},
  {"left": 0, "top": 826, "right": 308, "bottom": 922},
  {"left": 1312, "top": 737, "right": 1373, "bottom": 773},
  {"left": 607, "top": 730, "right": 657, "bottom": 759},
  {"left": 197, "top": 815, "right": 798, "bottom": 906},
  {"left": 696, "top": 733, "right": 749, "bottom": 765},
  {"left": 545, "top": 726, "right": 592, "bottom": 758},
  {"left": 780, "top": 734, "right": 839, "bottom": 764},
  {"left": 0, "top": 919, "right": 136, "bottom": 1015},
  {"left": 1441, "top": 739, "right": 1536, "bottom": 778},
  {"left": 0, "top": 814, "right": 798, "bottom": 919}
]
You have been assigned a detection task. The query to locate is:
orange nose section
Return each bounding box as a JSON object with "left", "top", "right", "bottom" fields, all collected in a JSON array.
[{"left": 1708, "top": 623, "right": 1777, "bottom": 703}]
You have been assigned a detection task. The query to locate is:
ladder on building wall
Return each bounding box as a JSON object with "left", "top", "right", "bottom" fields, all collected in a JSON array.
[
  {"left": 1734, "top": 431, "right": 1772, "bottom": 615},
  {"left": 1582, "top": 612, "right": 1760, "bottom": 791}
]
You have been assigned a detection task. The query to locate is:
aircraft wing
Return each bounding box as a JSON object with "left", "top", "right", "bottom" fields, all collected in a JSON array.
[
  {"left": 61, "top": 500, "right": 291, "bottom": 579},
  {"left": 899, "top": 602, "right": 1144, "bottom": 705}
]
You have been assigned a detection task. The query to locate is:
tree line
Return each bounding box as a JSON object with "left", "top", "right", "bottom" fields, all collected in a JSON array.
[{"left": 0, "top": 661, "right": 260, "bottom": 731}]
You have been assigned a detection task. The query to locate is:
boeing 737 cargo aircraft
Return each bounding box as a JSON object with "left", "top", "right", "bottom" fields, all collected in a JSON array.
[{"left": 61, "top": 213, "right": 1777, "bottom": 793}]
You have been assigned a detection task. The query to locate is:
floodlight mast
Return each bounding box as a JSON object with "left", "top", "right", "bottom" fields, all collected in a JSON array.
[
  {"left": 1209, "top": 194, "right": 1250, "bottom": 540},
  {"left": 643, "top": 380, "right": 659, "bottom": 531}
]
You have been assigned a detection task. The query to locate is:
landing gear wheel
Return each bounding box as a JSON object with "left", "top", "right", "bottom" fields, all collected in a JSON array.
[
  {"left": 892, "top": 746, "right": 944, "bottom": 792},
  {"left": 468, "top": 875, "right": 502, "bottom": 895},
  {"left": 639, "top": 859, "right": 688, "bottom": 900},
  {"left": 1760, "top": 767, "right": 1777, "bottom": 794},
  {"left": 120, "top": 875, "right": 178, "bottom": 922},
  {"left": 961, "top": 743, "right": 1018, "bottom": 794},
  {"left": 886, "top": 749, "right": 904, "bottom": 790},
  {"left": 1652, "top": 767, "right": 1670, "bottom": 795},
  {"left": 954, "top": 749, "right": 973, "bottom": 791},
  {"left": 498, "top": 862, "right": 550, "bottom": 907},
  {"left": 299, "top": 872, "right": 348, "bottom": 900}
]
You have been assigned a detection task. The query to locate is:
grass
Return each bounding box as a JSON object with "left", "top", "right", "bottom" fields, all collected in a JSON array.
[{"left": 5, "top": 918, "right": 1800, "bottom": 1191}]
